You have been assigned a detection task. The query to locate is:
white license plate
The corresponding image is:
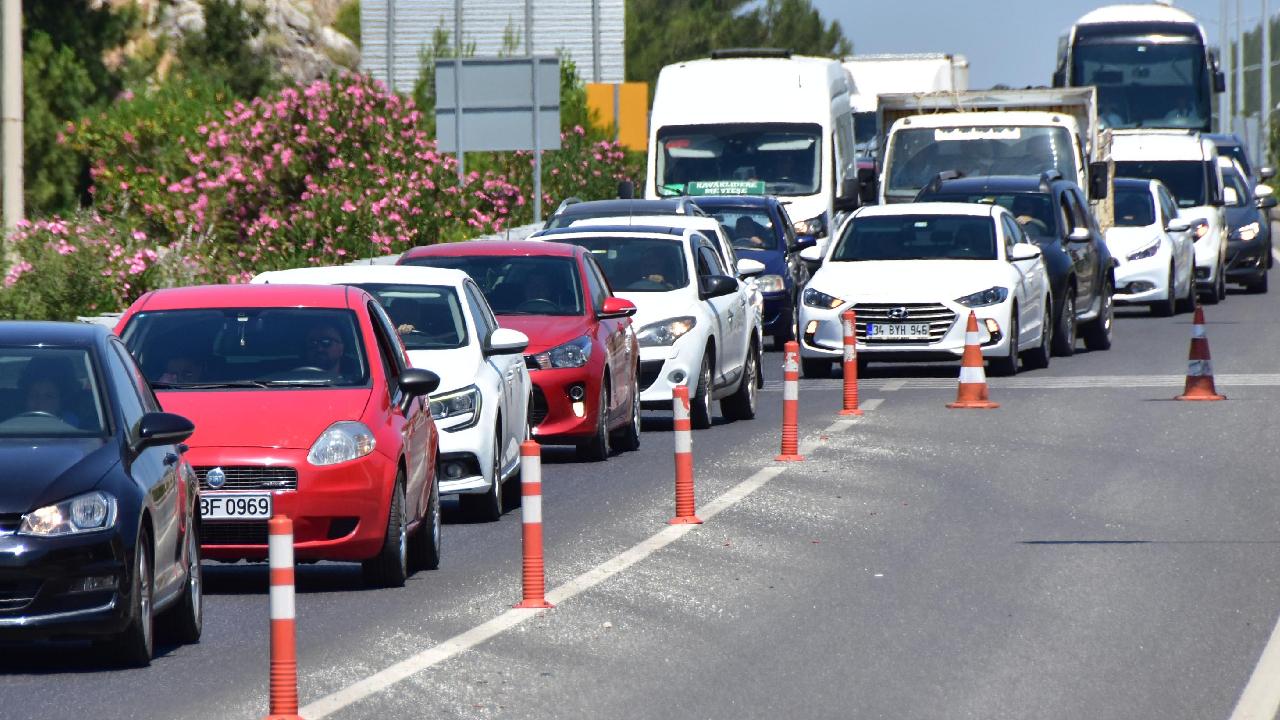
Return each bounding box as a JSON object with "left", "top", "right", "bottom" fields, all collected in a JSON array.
[
  {"left": 866, "top": 322, "right": 932, "bottom": 340},
  {"left": 200, "top": 493, "right": 273, "bottom": 520}
]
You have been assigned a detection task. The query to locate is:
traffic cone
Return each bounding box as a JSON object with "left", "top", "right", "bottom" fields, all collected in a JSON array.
[
  {"left": 946, "top": 311, "right": 999, "bottom": 409},
  {"left": 1175, "top": 307, "right": 1226, "bottom": 401}
]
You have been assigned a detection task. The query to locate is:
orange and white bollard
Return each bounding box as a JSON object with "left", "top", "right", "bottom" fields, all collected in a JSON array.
[
  {"left": 264, "top": 516, "right": 301, "bottom": 720},
  {"left": 775, "top": 341, "right": 805, "bottom": 462},
  {"left": 514, "top": 440, "right": 553, "bottom": 609},
  {"left": 839, "top": 309, "right": 863, "bottom": 416},
  {"left": 1175, "top": 306, "right": 1226, "bottom": 401},
  {"left": 669, "top": 384, "right": 703, "bottom": 525}
]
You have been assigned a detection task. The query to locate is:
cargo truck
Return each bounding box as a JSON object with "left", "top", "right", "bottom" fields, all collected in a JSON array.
[{"left": 843, "top": 53, "right": 969, "bottom": 158}]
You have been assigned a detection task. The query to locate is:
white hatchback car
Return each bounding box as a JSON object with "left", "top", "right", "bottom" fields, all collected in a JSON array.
[
  {"left": 1106, "top": 177, "right": 1197, "bottom": 316},
  {"left": 534, "top": 225, "right": 764, "bottom": 429},
  {"left": 251, "top": 265, "right": 531, "bottom": 521},
  {"left": 798, "top": 203, "right": 1051, "bottom": 377}
]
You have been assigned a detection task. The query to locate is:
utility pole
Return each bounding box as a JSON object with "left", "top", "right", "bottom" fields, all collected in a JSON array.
[
  {"left": 453, "top": 0, "right": 464, "bottom": 181},
  {"left": 1223, "top": 0, "right": 1232, "bottom": 132},
  {"left": 526, "top": 0, "right": 542, "bottom": 224},
  {"left": 385, "top": 0, "right": 396, "bottom": 92},
  {"left": 1238, "top": 0, "right": 1245, "bottom": 136},
  {"left": 591, "top": 0, "right": 601, "bottom": 83},
  {"left": 1, "top": 0, "right": 22, "bottom": 241},
  {"left": 1264, "top": 0, "right": 1272, "bottom": 165}
]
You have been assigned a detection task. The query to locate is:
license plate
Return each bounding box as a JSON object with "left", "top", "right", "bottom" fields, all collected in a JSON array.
[
  {"left": 866, "top": 322, "right": 932, "bottom": 340},
  {"left": 200, "top": 493, "right": 272, "bottom": 520}
]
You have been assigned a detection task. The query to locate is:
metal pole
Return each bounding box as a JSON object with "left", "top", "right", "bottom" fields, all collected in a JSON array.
[
  {"left": 591, "top": 0, "right": 601, "bottom": 83},
  {"left": 527, "top": 0, "right": 542, "bottom": 224},
  {"left": 385, "top": 0, "right": 395, "bottom": 91},
  {"left": 1223, "top": 0, "right": 1232, "bottom": 132},
  {"left": 453, "top": 0, "right": 464, "bottom": 181},
  {"left": 1, "top": 0, "right": 23, "bottom": 241},
  {"left": 1238, "top": 0, "right": 1245, "bottom": 135},
  {"left": 1264, "top": 0, "right": 1272, "bottom": 165}
]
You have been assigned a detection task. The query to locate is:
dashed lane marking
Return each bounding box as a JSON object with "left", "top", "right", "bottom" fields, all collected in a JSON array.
[
  {"left": 1227, "top": 607, "right": 1280, "bottom": 720},
  {"left": 763, "top": 374, "right": 1280, "bottom": 392},
  {"left": 299, "top": 401, "right": 881, "bottom": 718},
  {"left": 882, "top": 380, "right": 906, "bottom": 392},
  {"left": 1272, "top": 247, "right": 1280, "bottom": 266}
]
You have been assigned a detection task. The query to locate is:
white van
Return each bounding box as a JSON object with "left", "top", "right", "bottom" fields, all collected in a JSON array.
[{"left": 645, "top": 49, "right": 861, "bottom": 246}]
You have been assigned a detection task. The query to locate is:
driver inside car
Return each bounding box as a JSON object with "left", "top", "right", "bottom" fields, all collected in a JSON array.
[
  {"left": 17, "top": 367, "right": 82, "bottom": 427},
  {"left": 303, "top": 322, "right": 349, "bottom": 378}
]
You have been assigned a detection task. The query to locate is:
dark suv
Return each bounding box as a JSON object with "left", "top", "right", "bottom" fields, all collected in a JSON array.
[{"left": 917, "top": 173, "right": 1115, "bottom": 355}]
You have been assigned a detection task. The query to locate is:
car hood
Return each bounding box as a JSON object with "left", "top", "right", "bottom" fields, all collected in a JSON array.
[
  {"left": 496, "top": 315, "right": 591, "bottom": 356},
  {"left": 157, "top": 389, "right": 372, "bottom": 450},
  {"left": 406, "top": 346, "right": 481, "bottom": 395},
  {"left": 1104, "top": 225, "right": 1163, "bottom": 256},
  {"left": 1223, "top": 205, "right": 1261, "bottom": 230},
  {"left": 810, "top": 260, "right": 1014, "bottom": 302},
  {"left": 735, "top": 247, "right": 787, "bottom": 275},
  {"left": 1177, "top": 206, "right": 1224, "bottom": 229},
  {"left": 0, "top": 438, "right": 118, "bottom": 514},
  {"left": 615, "top": 289, "right": 698, "bottom": 332}
]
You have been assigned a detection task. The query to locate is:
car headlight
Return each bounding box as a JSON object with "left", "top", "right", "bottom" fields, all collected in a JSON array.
[
  {"left": 793, "top": 213, "right": 828, "bottom": 237},
  {"left": 637, "top": 317, "right": 697, "bottom": 347},
  {"left": 530, "top": 336, "right": 592, "bottom": 369},
  {"left": 1235, "top": 221, "right": 1261, "bottom": 242},
  {"left": 19, "top": 491, "right": 117, "bottom": 537},
  {"left": 429, "top": 385, "right": 482, "bottom": 431},
  {"left": 308, "top": 421, "right": 376, "bottom": 466},
  {"left": 802, "top": 286, "right": 844, "bottom": 309},
  {"left": 1127, "top": 238, "right": 1161, "bottom": 261},
  {"left": 955, "top": 286, "right": 1010, "bottom": 307},
  {"left": 753, "top": 274, "right": 787, "bottom": 293}
]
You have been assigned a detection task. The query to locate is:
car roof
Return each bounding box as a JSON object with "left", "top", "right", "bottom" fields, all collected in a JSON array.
[
  {"left": 133, "top": 283, "right": 359, "bottom": 311},
  {"left": 855, "top": 201, "right": 997, "bottom": 219},
  {"left": 922, "top": 175, "right": 1066, "bottom": 194},
  {"left": 536, "top": 226, "right": 697, "bottom": 242},
  {"left": 0, "top": 320, "right": 108, "bottom": 348},
  {"left": 568, "top": 215, "right": 723, "bottom": 232},
  {"left": 1205, "top": 133, "right": 1244, "bottom": 149},
  {"left": 552, "top": 198, "right": 702, "bottom": 218},
  {"left": 252, "top": 264, "right": 471, "bottom": 288},
  {"left": 400, "top": 240, "right": 581, "bottom": 260}
]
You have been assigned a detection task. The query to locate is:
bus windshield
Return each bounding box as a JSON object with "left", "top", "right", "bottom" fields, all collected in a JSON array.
[
  {"left": 656, "top": 123, "right": 822, "bottom": 197},
  {"left": 886, "top": 126, "right": 1076, "bottom": 202},
  {"left": 1072, "top": 39, "right": 1209, "bottom": 130}
]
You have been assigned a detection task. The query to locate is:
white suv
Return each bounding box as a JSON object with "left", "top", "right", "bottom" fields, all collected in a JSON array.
[{"left": 534, "top": 225, "right": 764, "bottom": 428}]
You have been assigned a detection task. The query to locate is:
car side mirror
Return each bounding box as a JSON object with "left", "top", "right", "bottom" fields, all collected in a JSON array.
[
  {"left": 399, "top": 368, "right": 441, "bottom": 398},
  {"left": 1258, "top": 195, "right": 1278, "bottom": 210},
  {"left": 134, "top": 412, "right": 195, "bottom": 453},
  {"left": 1166, "top": 218, "right": 1193, "bottom": 233},
  {"left": 483, "top": 327, "right": 530, "bottom": 356},
  {"left": 736, "top": 258, "right": 766, "bottom": 277},
  {"left": 1066, "top": 227, "right": 1091, "bottom": 243},
  {"left": 834, "top": 177, "right": 860, "bottom": 212},
  {"left": 698, "top": 275, "right": 738, "bottom": 300},
  {"left": 1260, "top": 166, "right": 1276, "bottom": 182},
  {"left": 1009, "top": 242, "right": 1042, "bottom": 261},
  {"left": 1088, "top": 161, "right": 1110, "bottom": 200},
  {"left": 799, "top": 245, "right": 824, "bottom": 264},
  {"left": 1223, "top": 186, "right": 1240, "bottom": 207},
  {"left": 598, "top": 296, "right": 637, "bottom": 319},
  {"left": 857, "top": 166, "right": 878, "bottom": 205}
]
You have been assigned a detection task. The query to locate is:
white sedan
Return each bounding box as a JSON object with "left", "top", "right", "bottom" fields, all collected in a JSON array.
[
  {"left": 797, "top": 202, "right": 1051, "bottom": 377},
  {"left": 251, "top": 264, "right": 531, "bottom": 521},
  {"left": 1106, "top": 177, "right": 1197, "bottom": 316}
]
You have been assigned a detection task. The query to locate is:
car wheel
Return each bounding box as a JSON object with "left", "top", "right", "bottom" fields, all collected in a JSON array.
[
  {"left": 409, "top": 467, "right": 442, "bottom": 571},
  {"left": 612, "top": 375, "right": 642, "bottom": 452},
  {"left": 110, "top": 534, "right": 154, "bottom": 667},
  {"left": 722, "top": 340, "right": 760, "bottom": 421},
  {"left": 801, "top": 357, "right": 833, "bottom": 379},
  {"left": 689, "top": 353, "right": 714, "bottom": 430},
  {"left": 578, "top": 382, "right": 612, "bottom": 461},
  {"left": 363, "top": 478, "right": 408, "bottom": 587},
  {"left": 461, "top": 427, "right": 503, "bottom": 521},
  {"left": 1217, "top": 266, "right": 1228, "bottom": 301},
  {"left": 1150, "top": 264, "right": 1176, "bottom": 317},
  {"left": 160, "top": 521, "right": 202, "bottom": 645},
  {"left": 988, "top": 310, "right": 1019, "bottom": 377},
  {"left": 1246, "top": 270, "right": 1269, "bottom": 294},
  {"left": 1051, "top": 290, "right": 1076, "bottom": 357},
  {"left": 1023, "top": 304, "right": 1051, "bottom": 370},
  {"left": 1176, "top": 268, "right": 1198, "bottom": 314},
  {"left": 1082, "top": 279, "right": 1113, "bottom": 351}
]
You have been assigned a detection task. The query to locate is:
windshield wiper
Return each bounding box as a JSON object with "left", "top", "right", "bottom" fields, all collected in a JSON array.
[
  {"left": 153, "top": 380, "right": 272, "bottom": 389},
  {"left": 257, "top": 378, "right": 336, "bottom": 387}
]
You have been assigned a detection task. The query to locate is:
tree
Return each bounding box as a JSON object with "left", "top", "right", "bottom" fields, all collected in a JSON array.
[{"left": 177, "top": 0, "right": 275, "bottom": 101}]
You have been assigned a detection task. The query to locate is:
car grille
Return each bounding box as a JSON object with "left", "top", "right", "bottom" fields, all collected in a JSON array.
[
  {"left": 195, "top": 466, "right": 298, "bottom": 492},
  {"left": 202, "top": 521, "right": 269, "bottom": 546},
  {"left": 0, "top": 579, "right": 39, "bottom": 612},
  {"left": 530, "top": 385, "right": 548, "bottom": 427},
  {"left": 852, "top": 303, "right": 956, "bottom": 344},
  {"left": 639, "top": 360, "right": 665, "bottom": 390}
]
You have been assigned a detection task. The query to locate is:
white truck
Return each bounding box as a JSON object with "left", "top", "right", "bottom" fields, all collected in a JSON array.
[
  {"left": 876, "top": 87, "right": 1101, "bottom": 205},
  {"left": 843, "top": 53, "right": 969, "bottom": 158}
]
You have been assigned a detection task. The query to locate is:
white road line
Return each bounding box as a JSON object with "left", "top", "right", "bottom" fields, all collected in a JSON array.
[
  {"left": 763, "top": 374, "right": 1280, "bottom": 391},
  {"left": 1272, "top": 247, "right": 1280, "bottom": 266},
  {"left": 1228, "top": 609, "right": 1280, "bottom": 720},
  {"left": 882, "top": 380, "right": 906, "bottom": 392},
  {"left": 299, "top": 401, "right": 879, "bottom": 719}
]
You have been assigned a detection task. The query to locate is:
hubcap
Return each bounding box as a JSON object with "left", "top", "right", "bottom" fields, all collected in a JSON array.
[
  {"left": 397, "top": 491, "right": 407, "bottom": 570},
  {"left": 631, "top": 384, "right": 641, "bottom": 436},
  {"left": 746, "top": 352, "right": 758, "bottom": 410},
  {"left": 139, "top": 549, "right": 152, "bottom": 650},
  {"left": 492, "top": 430, "right": 502, "bottom": 507},
  {"left": 1066, "top": 296, "right": 1075, "bottom": 342},
  {"left": 189, "top": 531, "right": 202, "bottom": 626},
  {"left": 431, "top": 484, "right": 441, "bottom": 549}
]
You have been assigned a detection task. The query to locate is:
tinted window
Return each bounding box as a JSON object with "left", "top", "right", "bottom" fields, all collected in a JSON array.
[
  {"left": 832, "top": 215, "right": 997, "bottom": 261},
  {"left": 704, "top": 207, "right": 779, "bottom": 251},
  {"left": 122, "top": 308, "right": 370, "bottom": 388},
  {"left": 462, "top": 282, "right": 497, "bottom": 336},
  {"left": 550, "top": 236, "right": 690, "bottom": 292},
  {"left": 697, "top": 244, "right": 726, "bottom": 277},
  {"left": 656, "top": 122, "right": 823, "bottom": 197},
  {"left": 352, "top": 283, "right": 466, "bottom": 350},
  {"left": 582, "top": 257, "right": 609, "bottom": 312},
  {"left": 1114, "top": 186, "right": 1157, "bottom": 227},
  {"left": 106, "top": 344, "right": 145, "bottom": 434},
  {"left": 886, "top": 126, "right": 1076, "bottom": 200},
  {"left": 922, "top": 192, "right": 1058, "bottom": 239},
  {"left": 0, "top": 347, "right": 108, "bottom": 437},
  {"left": 1072, "top": 40, "right": 1209, "bottom": 130},
  {"left": 402, "top": 255, "right": 584, "bottom": 316},
  {"left": 1114, "top": 161, "right": 1207, "bottom": 207},
  {"left": 1224, "top": 168, "right": 1251, "bottom": 207}
]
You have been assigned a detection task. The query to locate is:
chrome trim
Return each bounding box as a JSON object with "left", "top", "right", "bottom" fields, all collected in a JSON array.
[{"left": 0, "top": 598, "right": 117, "bottom": 627}]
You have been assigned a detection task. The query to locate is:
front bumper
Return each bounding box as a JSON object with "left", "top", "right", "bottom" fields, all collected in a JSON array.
[
  {"left": 1226, "top": 239, "right": 1270, "bottom": 281},
  {"left": 761, "top": 291, "right": 792, "bottom": 336},
  {"left": 190, "top": 447, "right": 396, "bottom": 562},
  {"left": 528, "top": 366, "right": 601, "bottom": 445},
  {"left": 0, "top": 529, "right": 131, "bottom": 639},
  {"left": 797, "top": 299, "right": 1006, "bottom": 363},
  {"left": 1113, "top": 250, "right": 1171, "bottom": 304},
  {"left": 637, "top": 333, "right": 706, "bottom": 409},
  {"left": 1192, "top": 234, "right": 1224, "bottom": 285},
  {"left": 435, "top": 413, "right": 491, "bottom": 496}
]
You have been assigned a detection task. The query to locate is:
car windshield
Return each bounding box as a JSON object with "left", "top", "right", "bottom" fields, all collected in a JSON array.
[
  {"left": 1113, "top": 186, "right": 1157, "bottom": 227},
  {"left": 656, "top": 122, "right": 823, "bottom": 197},
  {"left": 0, "top": 347, "right": 108, "bottom": 437},
  {"left": 886, "top": 126, "right": 1076, "bottom": 201},
  {"left": 350, "top": 283, "right": 467, "bottom": 350},
  {"left": 832, "top": 215, "right": 997, "bottom": 261},
  {"left": 402, "top": 256, "right": 584, "bottom": 316},
  {"left": 922, "top": 192, "right": 1059, "bottom": 239},
  {"left": 121, "top": 308, "right": 370, "bottom": 389},
  {"left": 854, "top": 111, "right": 878, "bottom": 148},
  {"left": 702, "top": 207, "right": 780, "bottom": 251},
  {"left": 1219, "top": 145, "right": 1252, "bottom": 179},
  {"left": 1113, "top": 160, "right": 1206, "bottom": 207},
  {"left": 550, "top": 236, "right": 690, "bottom": 292},
  {"left": 1072, "top": 40, "right": 1209, "bottom": 130}
]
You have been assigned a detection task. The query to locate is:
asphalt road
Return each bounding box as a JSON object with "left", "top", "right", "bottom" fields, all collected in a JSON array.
[{"left": 4, "top": 271, "right": 1280, "bottom": 719}]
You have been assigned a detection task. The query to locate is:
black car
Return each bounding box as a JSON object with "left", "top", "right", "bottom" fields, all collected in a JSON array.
[
  {"left": 917, "top": 172, "right": 1116, "bottom": 355},
  {"left": 0, "top": 321, "right": 199, "bottom": 666},
  {"left": 690, "top": 195, "right": 811, "bottom": 348},
  {"left": 1220, "top": 159, "right": 1275, "bottom": 293},
  {"left": 544, "top": 197, "right": 708, "bottom": 229},
  {"left": 1205, "top": 133, "right": 1275, "bottom": 186}
]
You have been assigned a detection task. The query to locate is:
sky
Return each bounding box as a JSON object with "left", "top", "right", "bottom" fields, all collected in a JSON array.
[{"left": 814, "top": 0, "right": 1231, "bottom": 89}]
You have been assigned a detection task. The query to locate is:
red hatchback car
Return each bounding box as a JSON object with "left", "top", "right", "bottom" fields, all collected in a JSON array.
[
  {"left": 115, "top": 284, "right": 442, "bottom": 587},
  {"left": 399, "top": 241, "right": 641, "bottom": 460}
]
